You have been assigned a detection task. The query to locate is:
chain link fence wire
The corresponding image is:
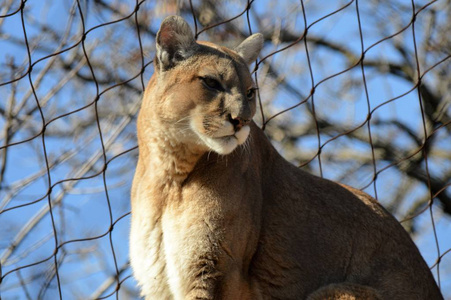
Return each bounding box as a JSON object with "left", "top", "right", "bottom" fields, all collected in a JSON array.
[{"left": 0, "top": 0, "right": 450, "bottom": 298}]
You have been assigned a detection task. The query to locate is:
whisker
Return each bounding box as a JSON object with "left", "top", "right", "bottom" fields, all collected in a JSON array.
[{"left": 207, "top": 150, "right": 212, "bottom": 161}]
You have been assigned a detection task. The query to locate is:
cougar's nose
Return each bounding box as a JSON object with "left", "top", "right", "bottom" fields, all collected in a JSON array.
[{"left": 228, "top": 114, "right": 250, "bottom": 132}]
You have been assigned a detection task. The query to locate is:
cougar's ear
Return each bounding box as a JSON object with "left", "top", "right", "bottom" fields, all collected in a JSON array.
[
  {"left": 235, "top": 33, "right": 264, "bottom": 65},
  {"left": 156, "top": 16, "right": 197, "bottom": 71}
]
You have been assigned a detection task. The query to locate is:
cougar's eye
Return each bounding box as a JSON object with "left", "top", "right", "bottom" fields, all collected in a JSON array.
[
  {"left": 200, "top": 76, "right": 223, "bottom": 91},
  {"left": 246, "top": 88, "right": 257, "bottom": 99}
]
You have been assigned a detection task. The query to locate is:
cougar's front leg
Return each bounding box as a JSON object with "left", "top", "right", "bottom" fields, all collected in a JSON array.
[
  {"left": 185, "top": 251, "right": 223, "bottom": 299},
  {"left": 162, "top": 212, "right": 258, "bottom": 299},
  {"left": 161, "top": 208, "right": 224, "bottom": 300}
]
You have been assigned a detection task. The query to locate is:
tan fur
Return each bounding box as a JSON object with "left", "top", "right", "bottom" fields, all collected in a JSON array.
[{"left": 130, "top": 16, "right": 443, "bottom": 300}]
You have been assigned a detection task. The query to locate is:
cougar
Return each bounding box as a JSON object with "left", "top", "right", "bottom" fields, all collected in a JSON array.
[{"left": 130, "top": 15, "right": 443, "bottom": 300}]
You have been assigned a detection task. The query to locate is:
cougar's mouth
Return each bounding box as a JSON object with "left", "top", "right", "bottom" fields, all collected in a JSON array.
[
  {"left": 214, "top": 134, "right": 237, "bottom": 141},
  {"left": 195, "top": 124, "right": 250, "bottom": 155}
]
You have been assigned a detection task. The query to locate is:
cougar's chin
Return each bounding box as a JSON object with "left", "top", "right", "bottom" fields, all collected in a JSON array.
[{"left": 196, "top": 125, "right": 250, "bottom": 155}]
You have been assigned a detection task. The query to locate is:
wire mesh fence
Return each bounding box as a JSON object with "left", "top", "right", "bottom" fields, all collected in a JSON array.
[{"left": 0, "top": 0, "right": 450, "bottom": 299}]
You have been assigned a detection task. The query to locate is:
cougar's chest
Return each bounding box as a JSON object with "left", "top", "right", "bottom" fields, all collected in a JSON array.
[{"left": 129, "top": 180, "right": 175, "bottom": 298}]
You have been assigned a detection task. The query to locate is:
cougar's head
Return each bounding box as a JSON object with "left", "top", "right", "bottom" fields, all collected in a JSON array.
[{"left": 150, "top": 16, "right": 263, "bottom": 155}]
